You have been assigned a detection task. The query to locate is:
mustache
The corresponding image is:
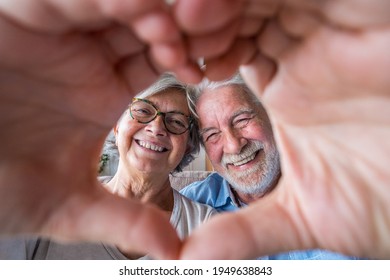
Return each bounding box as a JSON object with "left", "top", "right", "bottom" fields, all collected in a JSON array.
[{"left": 221, "top": 141, "right": 263, "bottom": 166}]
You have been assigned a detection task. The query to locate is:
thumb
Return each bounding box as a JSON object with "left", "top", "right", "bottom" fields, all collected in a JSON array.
[
  {"left": 180, "top": 190, "right": 311, "bottom": 259},
  {"left": 43, "top": 188, "right": 181, "bottom": 260}
]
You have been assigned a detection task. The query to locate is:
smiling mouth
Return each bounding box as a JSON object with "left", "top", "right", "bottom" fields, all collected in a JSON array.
[
  {"left": 136, "top": 140, "right": 168, "bottom": 152},
  {"left": 228, "top": 150, "right": 260, "bottom": 167}
]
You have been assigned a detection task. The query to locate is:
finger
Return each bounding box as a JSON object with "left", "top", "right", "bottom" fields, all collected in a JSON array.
[
  {"left": 239, "top": 53, "right": 277, "bottom": 95},
  {"left": 243, "top": 0, "right": 281, "bottom": 17},
  {"left": 117, "top": 52, "right": 161, "bottom": 95},
  {"left": 204, "top": 38, "right": 257, "bottom": 81},
  {"left": 180, "top": 190, "right": 311, "bottom": 259},
  {"left": 187, "top": 19, "right": 241, "bottom": 60},
  {"left": 278, "top": 6, "right": 323, "bottom": 38},
  {"left": 170, "top": 62, "right": 204, "bottom": 84},
  {"left": 0, "top": 0, "right": 165, "bottom": 32},
  {"left": 96, "top": 21, "right": 188, "bottom": 88},
  {"left": 238, "top": 17, "right": 265, "bottom": 37},
  {"left": 174, "top": 0, "right": 244, "bottom": 34},
  {"left": 150, "top": 41, "right": 187, "bottom": 69},
  {"left": 286, "top": 0, "right": 390, "bottom": 28},
  {"left": 44, "top": 188, "right": 181, "bottom": 259},
  {"left": 119, "top": 46, "right": 201, "bottom": 94},
  {"left": 99, "top": 24, "right": 145, "bottom": 63},
  {"left": 131, "top": 10, "right": 181, "bottom": 43},
  {"left": 258, "top": 19, "right": 299, "bottom": 60}
]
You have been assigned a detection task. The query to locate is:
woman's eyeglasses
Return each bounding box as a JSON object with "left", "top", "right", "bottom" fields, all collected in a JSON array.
[{"left": 129, "top": 98, "right": 192, "bottom": 135}]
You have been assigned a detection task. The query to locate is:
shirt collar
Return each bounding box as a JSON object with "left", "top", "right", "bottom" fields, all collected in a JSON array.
[
  {"left": 228, "top": 186, "right": 248, "bottom": 208},
  {"left": 213, "top": 178, "right": 234, "bottom": 208},
  {"left": 214, "top": 178, "right": 246, "bottom": 209}
]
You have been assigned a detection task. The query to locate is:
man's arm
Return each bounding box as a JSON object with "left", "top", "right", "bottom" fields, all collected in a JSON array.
[{"left": 175, "top": 0, "right": 390, "bottom": 259}]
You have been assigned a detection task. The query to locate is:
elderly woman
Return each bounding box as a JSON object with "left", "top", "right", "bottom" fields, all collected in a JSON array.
[{"left": 0, "top": 73, "right": 216, "bottom": 260}]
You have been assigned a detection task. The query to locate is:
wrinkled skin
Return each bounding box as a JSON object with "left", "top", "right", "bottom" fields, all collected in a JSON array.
[
  {"left": 1, "top": 0, "right": 390, "bottom": 260},
  {"left": 0, "top": 0, "right": 202, "bottom": 259},
  {"left": 174, "top": 0, "right": 390, "bottom": 259}
]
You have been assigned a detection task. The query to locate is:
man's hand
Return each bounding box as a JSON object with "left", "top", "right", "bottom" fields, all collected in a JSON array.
[{"left": 175, "top": 0, "right": 390, "bottom": 259}]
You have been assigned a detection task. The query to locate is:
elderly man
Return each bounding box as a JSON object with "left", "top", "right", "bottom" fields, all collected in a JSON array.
[
  {"left": 1, "top": 0, "right": 388, "bottom": 260},
  {"left": 181, "top": 74, "right": 358, "bottom": 259}
]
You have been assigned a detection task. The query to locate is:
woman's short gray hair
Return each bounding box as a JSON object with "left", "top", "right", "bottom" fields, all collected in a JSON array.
[{"left": 102, "top": 73, "right": 201, "bottom": 174}]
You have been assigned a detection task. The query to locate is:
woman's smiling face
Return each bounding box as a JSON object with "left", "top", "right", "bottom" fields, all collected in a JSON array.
[{"left": 115, "top": 89, "right": 190, "bottom": 175}]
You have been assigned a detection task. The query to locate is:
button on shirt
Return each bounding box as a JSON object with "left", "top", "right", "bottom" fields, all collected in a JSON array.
[{"left": 180, "top": 172, "right": 359, "bottom": 260}]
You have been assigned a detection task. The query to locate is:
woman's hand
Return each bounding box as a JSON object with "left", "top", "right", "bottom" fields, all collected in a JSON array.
[{"left": 0, "top": 0, "right": 194, "bottom": 259}]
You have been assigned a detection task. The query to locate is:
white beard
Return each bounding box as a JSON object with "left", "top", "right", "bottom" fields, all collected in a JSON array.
[{"left": 222, "top": 140, "right": 280, "bottom": 196}]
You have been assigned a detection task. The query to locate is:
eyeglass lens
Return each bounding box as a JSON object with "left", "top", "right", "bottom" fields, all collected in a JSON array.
[{"left": 130, "top": 99, "right": 190, "bottom": 134}]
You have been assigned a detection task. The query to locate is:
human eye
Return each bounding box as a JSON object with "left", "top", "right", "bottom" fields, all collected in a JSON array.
[
  {"left": 233, "top": 113, "right": 255, "bottom": 129},
  {"left": 166, "top": 114, "right": 188, "bottom": 129},
  {"left": 132, "top": 104, "right": 154, "bottom": 117},
  {"left": 202, "top": 130, "right": 220, "bottom": 143}
]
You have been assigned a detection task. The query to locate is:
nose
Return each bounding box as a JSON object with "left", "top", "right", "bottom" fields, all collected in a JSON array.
[
  {"left": 223, "top": 129, "right": 247, "bottom": 154},
  {"left": 145, "top": 115, "right": 168, "bottom": 136}
]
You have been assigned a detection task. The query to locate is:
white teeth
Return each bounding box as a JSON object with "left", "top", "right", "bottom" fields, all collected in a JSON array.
[
  {"left": 138, "top": 140, "right": 165, "bottom": 152},
  {"left": 232, "top": 153, "right": 256, "bottom": 166}
]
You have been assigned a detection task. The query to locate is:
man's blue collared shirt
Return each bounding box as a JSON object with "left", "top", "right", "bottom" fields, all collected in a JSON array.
[{"left": 180, "top": 172, "right": 358, "bottom": 260}]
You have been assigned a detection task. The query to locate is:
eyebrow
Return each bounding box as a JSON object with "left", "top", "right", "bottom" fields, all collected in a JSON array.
[
  {"left": 199, "top": 127, "right": 217, "bottom": 137},
  {"left": 167, "top": 110, "right": 190, "bottom": 116},
  {"left": 230, "top": 108, "right": 256, "bottom": 122},
  {"left": 154, "top": 104, "right": 190, "bottom": 117},
  {"left": 139, "top": 98, "right": 190, "bottom": 116},
  {"left": 199, "top": 108, "right": 255, "bottom": 136}
]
